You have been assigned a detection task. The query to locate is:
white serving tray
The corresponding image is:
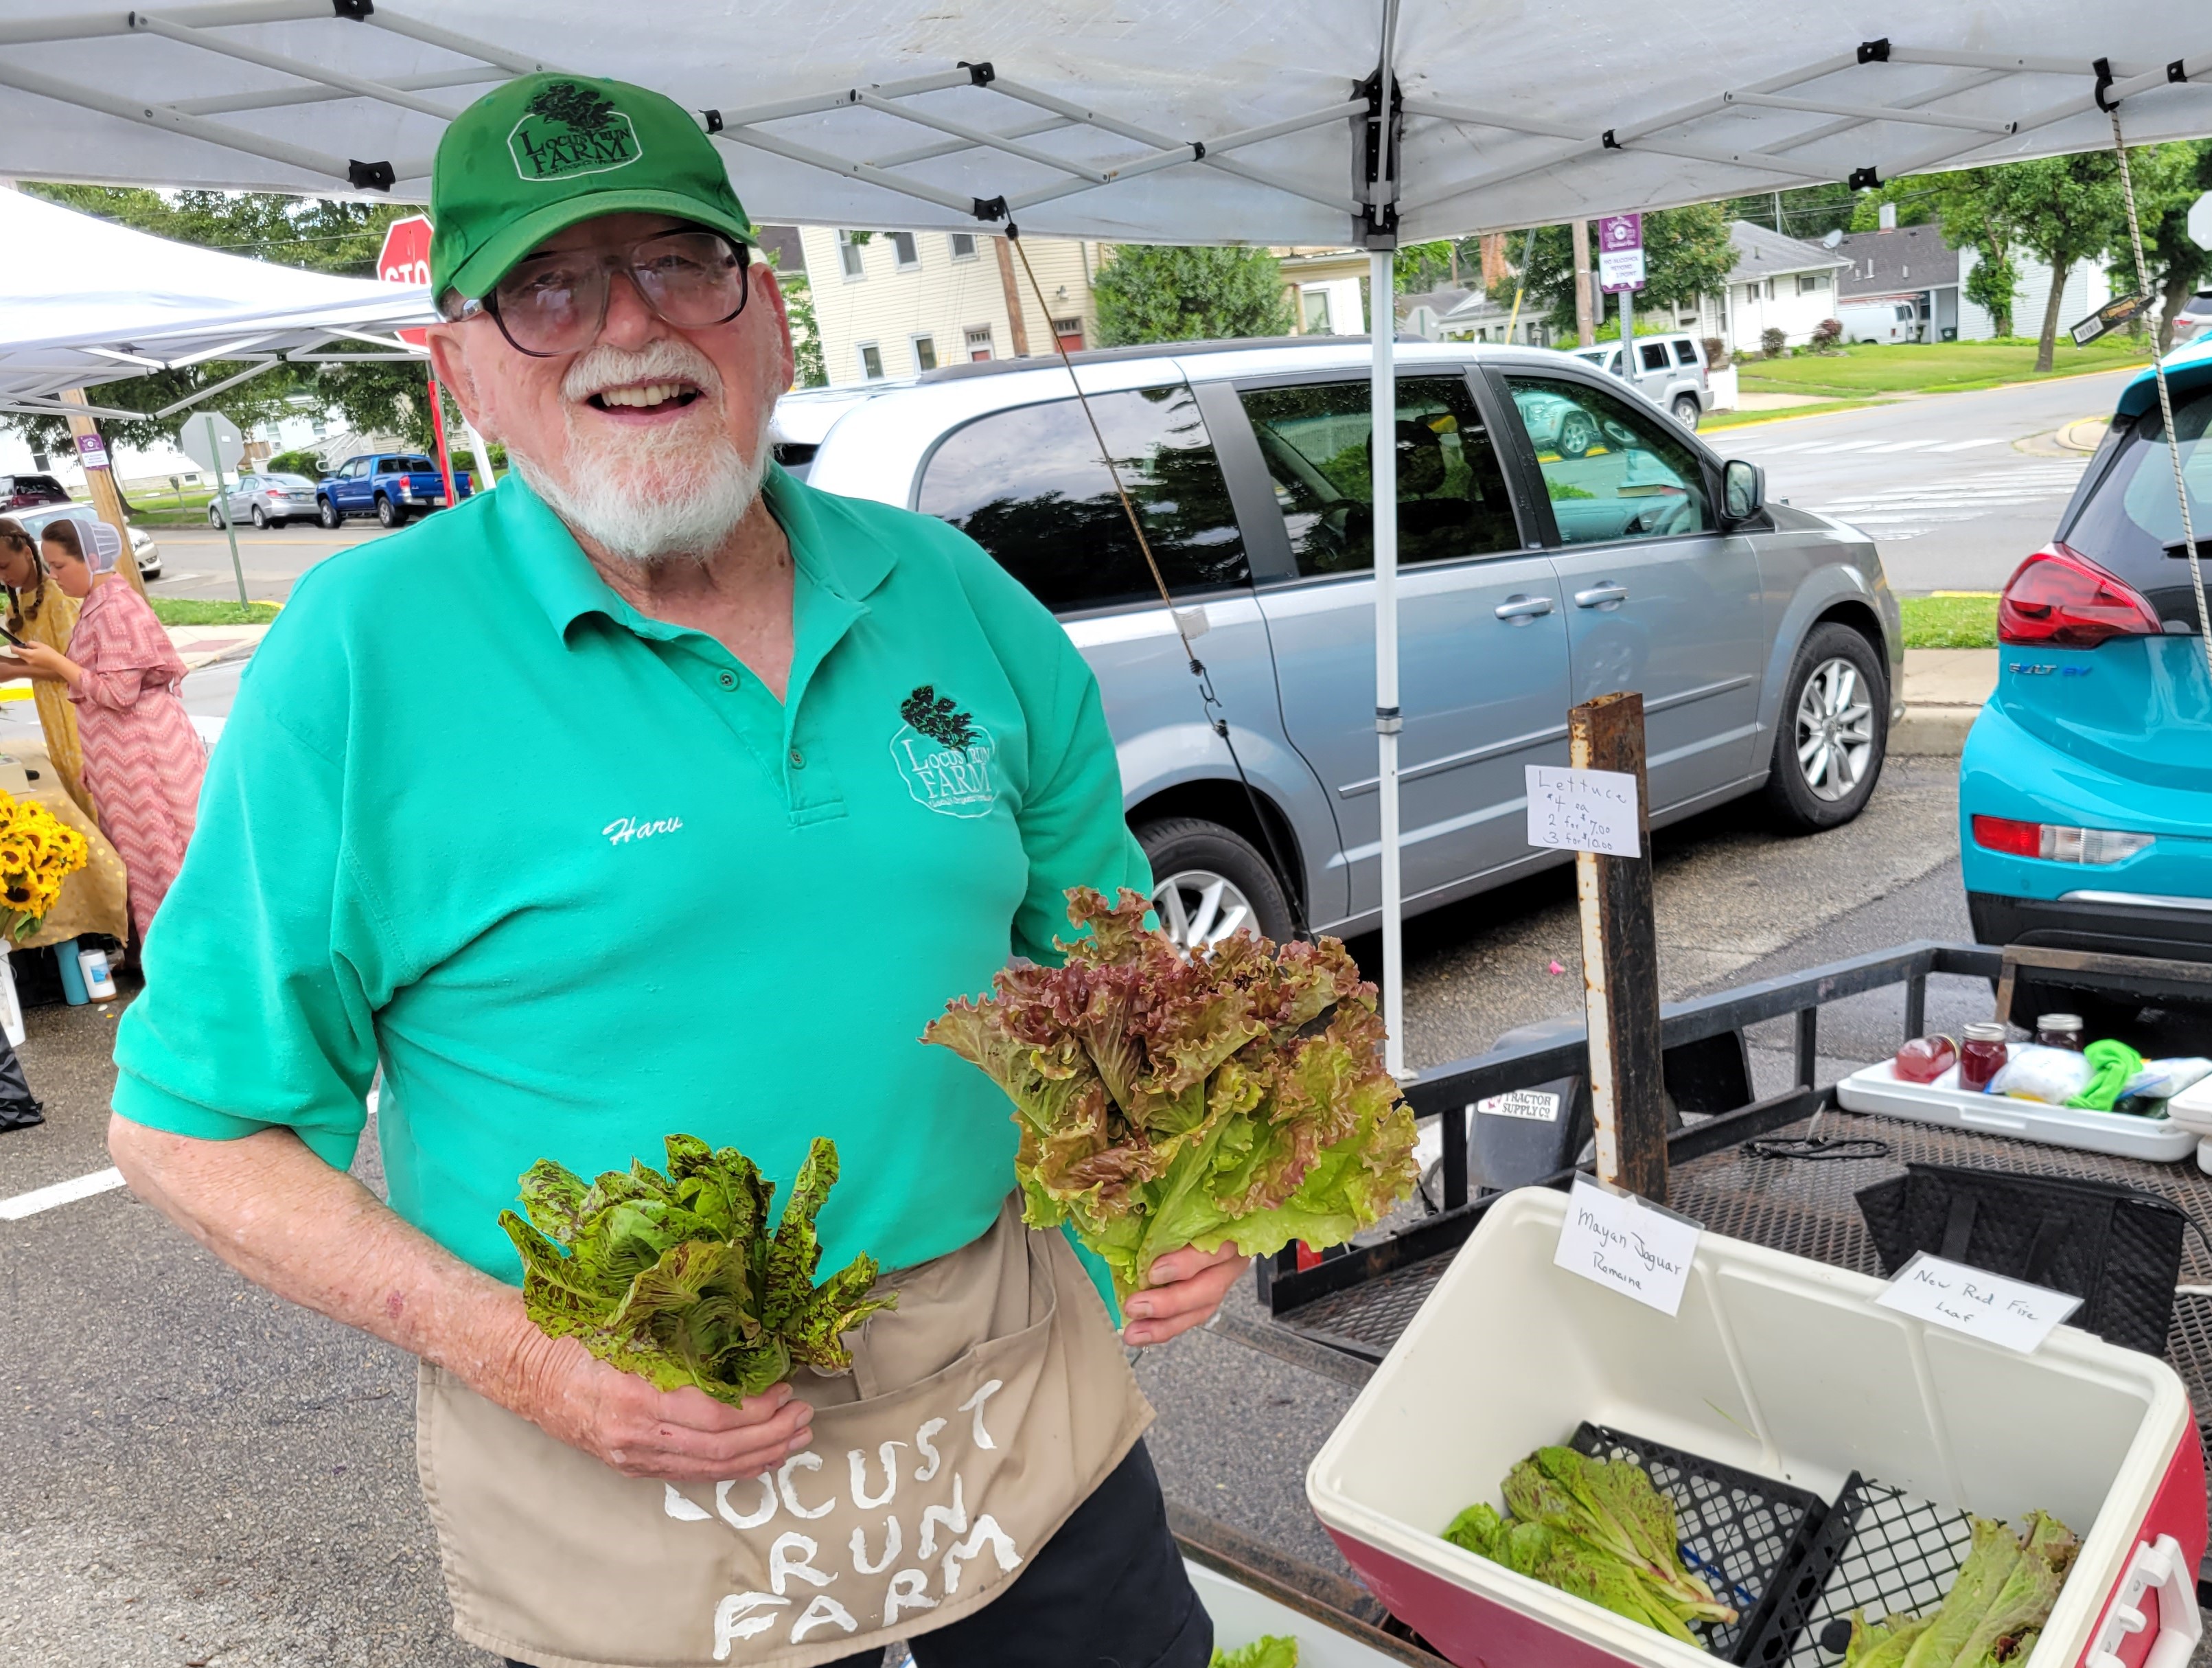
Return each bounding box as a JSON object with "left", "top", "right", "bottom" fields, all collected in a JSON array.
[{"left": 1834, "top": 1060, "right": 2198, "bottom": 1162}]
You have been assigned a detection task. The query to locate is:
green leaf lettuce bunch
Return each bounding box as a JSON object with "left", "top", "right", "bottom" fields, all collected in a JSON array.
[
  {"left": 925, "top": 887, "right": 1418, "bottom": 1297},
  {"left": 1210, "top": 1637, "right": 1299, "bottom": 1668},
  {"left": 498, "top": 1134, "right": 894, "bottom": 1406},
  {"left": 1844, "top": 1509, "right": 2078, "bottom": 1668},
  {"left": 1443, "top": 1446, "right": 1738, "bottom": 1645}
]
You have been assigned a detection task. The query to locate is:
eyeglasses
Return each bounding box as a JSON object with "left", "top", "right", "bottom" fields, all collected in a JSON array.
[{"left": 448, "top": 229, "right": 752, "bottom": 358}]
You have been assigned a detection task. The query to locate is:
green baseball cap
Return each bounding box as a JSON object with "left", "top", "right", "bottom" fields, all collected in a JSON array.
[{"left": 430, "top": 73, "right": 755, "bottom": 303}]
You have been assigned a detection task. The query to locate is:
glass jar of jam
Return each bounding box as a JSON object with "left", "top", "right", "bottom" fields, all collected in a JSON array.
[
  {"left": 1895, "top": 1034, "right": 1958, "bottom": 1084},
  {"left": 1959, "top": 1022, "right": 2009, "bottom": 1093},
  {"left": 2035, "top": 1013, "right": 2085, "bottom": 1051}
]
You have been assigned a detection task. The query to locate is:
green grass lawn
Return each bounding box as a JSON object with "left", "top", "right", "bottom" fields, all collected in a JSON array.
[
  {"left": 1900, "top": 593, "right": 1998, "bottom": 649},
  {"left": 1733, "top": 336, "right": 2151, "bottom": 399},
  {"left": 148, "top": 599, "right": 279, "bottom": 627}
]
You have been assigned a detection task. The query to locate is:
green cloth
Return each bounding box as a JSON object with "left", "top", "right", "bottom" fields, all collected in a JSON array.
[
  {"left": 113, "top": 468, "right": 1148, "bottom": 1307},
  {"left": 2069, "top": 1039, "right": 2147, "bottom": 1112},
  {"left": 430, "top": 73, "right": 757, "bottom": 301}
]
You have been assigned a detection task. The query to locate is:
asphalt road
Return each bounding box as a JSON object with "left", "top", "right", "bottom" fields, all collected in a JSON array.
[
  {"left": 143, "top": 522, "right": 385, "bottom": 605},
  {"left": 1716, "top": 365, "right": 2138, "bottom": 594}
]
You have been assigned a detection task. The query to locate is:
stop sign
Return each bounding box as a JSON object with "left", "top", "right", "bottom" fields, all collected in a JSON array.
[
  {"left": 378, "top": 214, "right": 434, "bottom": 348},
  {"left": 2190, "top": 191, "right": 2212, "bottom": 253}
]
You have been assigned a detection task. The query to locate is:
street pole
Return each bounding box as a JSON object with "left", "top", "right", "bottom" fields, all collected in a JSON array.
[
  {"left": 205, "top": 414, "right": 249, "bottom": 607},
  {"left": 1621, "top": 279, "right": 1635, "bottom": 358},
  {"left": 1571, "top": 219, "right": 1596, "bottom": 347}
]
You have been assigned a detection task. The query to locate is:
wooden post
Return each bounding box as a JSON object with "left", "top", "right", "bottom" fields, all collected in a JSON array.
[
  {"left": 1572, "top": 691, "right": 1666, "bottom": 1204},
  {"left": 1571, "top": 220, "right": 1597, "bottom": 348},
  {"left": 991, "top": 236, "right": 1032, "bottom": 358},
  {"left": 58, "top": 390, "right": 147, "bottom": 597}
]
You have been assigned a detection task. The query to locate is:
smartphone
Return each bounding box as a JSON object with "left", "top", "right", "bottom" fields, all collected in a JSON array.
[{"left": 0, "top": 624, "right": 24, "bottom": 650}]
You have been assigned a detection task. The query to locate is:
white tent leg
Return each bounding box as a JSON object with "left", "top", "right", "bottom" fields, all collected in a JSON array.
[
  {"left": 1370, "top": 248, "right": 1405, "bottom": 1079},
  {"left": 462, "top": 416, "right": 498, "bottom": 492}
]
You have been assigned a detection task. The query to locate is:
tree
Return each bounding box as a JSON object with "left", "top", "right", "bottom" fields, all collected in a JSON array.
[
  {"left": 1092, "top": 245, "right": 1295, "bottom": 345},
  {"left": 1920, "top": 168, "right": 2025, "bottom": 338},
  {"left": 2105, "top": 141, "right": 2212, "bottom": 351},
  {"left": 776, "top": 261, "right": 827, "bottom": 388},
  {"left": 1992, "top": 155, "right": 2127, "bottom": 370},
  {"left": 1518, "top": 204, "right": 1736, "bottom": 335},
  {"left": 1720, "top": 183, "right": 1858, "bottom": 240}
]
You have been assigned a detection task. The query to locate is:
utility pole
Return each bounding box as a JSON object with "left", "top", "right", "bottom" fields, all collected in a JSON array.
[
  {"left": 58, "top": 390, "right": 147, "bottom": 597},
  {"left": 1571, "top": 220, "right": 1596, "bottom": 347}
]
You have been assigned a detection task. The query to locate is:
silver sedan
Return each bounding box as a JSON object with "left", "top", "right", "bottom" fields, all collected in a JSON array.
[{"left": 211, "top": 471, "right": 319, "bottom": 530}]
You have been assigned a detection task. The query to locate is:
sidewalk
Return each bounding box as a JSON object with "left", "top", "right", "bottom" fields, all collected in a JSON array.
[
  {"left": 1893, "top": 648, "right": 1997, "bottom": 756},
  {"left": 165, "top": 621, "right": 272, "bottom": 671}
]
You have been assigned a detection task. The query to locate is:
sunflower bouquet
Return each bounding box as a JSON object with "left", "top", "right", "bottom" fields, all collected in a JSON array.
[{"left": 0, "top": 789, "right": 88, "bottom": 941}]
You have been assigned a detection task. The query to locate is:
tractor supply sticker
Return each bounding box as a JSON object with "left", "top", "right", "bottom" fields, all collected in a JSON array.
[
  {"left": 890, "top": 685, "right": 998, "bottom": 819},
  {"left": 1477, "top": 1090, "right": 1561, "bottom": 1123},
  {"left": 509, "top": 82, "right": 643, "bottom": 181}
]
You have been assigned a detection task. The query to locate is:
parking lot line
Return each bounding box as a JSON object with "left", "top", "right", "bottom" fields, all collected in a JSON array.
[{"left": 0, "top": 1166, "right": 126, "bottom": 1220}]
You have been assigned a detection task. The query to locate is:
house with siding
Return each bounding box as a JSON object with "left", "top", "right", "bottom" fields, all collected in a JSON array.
[
  {"left": 1832, "top": 216, "right": 2110, "bottom": 344},
  {"left": 797, "top": 227, "right": 1102, "bottom": 387},
  {"left": 1694, "top": 222, "right": 1852, "bottom": 354}
]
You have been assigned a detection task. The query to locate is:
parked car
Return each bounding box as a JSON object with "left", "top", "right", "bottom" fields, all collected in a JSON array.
[
  {"left": 1567, "top": 334, "right": 1711, "bottom": 430},
  {"left": 0, "top": 473, "right": 69, "bottom": 510},
  {"left": 2175, "top": 288, "right": 2212, "bottom": 347},
  {"left": 790, "top": 339, "right": 1902, "bottom": 947},
  {"left": 1837, "top": 299, "right": 1924, "bottom": 345},
  {"left": 211, "top": 470, "right": 318, "bottom": 529},
  {"left": 316, "top": 453, "right": 471, "bottom": 529},
  {"left": 9, "top": 503, "right": 162, "bottom": 581},
  {"left": 1959, "top": 334, "right": 2212, "bottom": 1022}
]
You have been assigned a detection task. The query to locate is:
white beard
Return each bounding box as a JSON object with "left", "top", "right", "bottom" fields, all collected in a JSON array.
[{"left": 511, "top": 341, "right": 771, "bottom": 567}]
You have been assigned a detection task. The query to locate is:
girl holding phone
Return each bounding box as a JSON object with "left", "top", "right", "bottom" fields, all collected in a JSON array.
[{"left": 0, "top": 516, "right": 93, "bottom": 822}]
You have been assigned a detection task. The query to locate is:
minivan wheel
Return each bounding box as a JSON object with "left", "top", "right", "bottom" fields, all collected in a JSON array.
[
  {"left": 1765, "top": 621, "right": 1887, "bottom": 831},
  {"left": 1137, "top": 817, "right": 1295, "bottom": 950},
  {"left": 1671, "top": 394, "right": 1701, "bottom": 430}
]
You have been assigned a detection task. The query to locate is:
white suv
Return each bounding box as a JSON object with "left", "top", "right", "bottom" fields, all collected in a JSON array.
[{"left": 1569, "top": 333, "right": 1712, "bottom": 430}]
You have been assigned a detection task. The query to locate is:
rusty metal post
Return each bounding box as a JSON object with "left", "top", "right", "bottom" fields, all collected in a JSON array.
[{"left": 1572, "top": 691, "right": 1666, "bottom": 1203}]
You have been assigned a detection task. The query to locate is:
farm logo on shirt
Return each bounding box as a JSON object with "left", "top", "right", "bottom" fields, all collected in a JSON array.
[{"left": 890, "top": 685, "right": 996, "bottom": 819}]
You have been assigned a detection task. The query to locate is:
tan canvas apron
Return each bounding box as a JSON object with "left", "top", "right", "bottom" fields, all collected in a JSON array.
[{"left": 418, "top": 1197, "right": 1153, "bottom": 1668}]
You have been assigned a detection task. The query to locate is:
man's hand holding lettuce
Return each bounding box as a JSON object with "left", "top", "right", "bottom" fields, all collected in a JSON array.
[{"left": 926, "top": 887, "right": 1419, "bottom": 1299}]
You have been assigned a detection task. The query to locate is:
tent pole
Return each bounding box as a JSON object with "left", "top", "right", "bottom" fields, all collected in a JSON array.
[{"left": 1371, "top": 247, "right": 1404, "bottom": 1079}]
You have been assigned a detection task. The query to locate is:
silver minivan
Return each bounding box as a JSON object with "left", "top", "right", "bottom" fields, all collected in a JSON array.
[{"left": 778, "top": 339, "right": 1900, "bottom": 948}]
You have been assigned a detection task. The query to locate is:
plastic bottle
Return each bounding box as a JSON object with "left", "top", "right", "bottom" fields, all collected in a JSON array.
[
  {"left": 78, "top": 945, "right": 115, "bottom": 1001},
  {"left": 54, "top": 937, "right": 86, "bottom": 1005},
  {"left": 1894, "top": 1035, "right": 1957, "bottom": 1083}
]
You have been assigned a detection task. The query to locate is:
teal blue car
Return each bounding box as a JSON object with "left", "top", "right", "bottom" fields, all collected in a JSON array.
[{"left": 1960, "top": 336, "right": 2212, "bottom": 1008}]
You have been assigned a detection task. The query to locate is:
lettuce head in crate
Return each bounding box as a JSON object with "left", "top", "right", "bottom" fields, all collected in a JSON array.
[{"left": 925, "top": 887, "right": 1418, "bottom": 1298}]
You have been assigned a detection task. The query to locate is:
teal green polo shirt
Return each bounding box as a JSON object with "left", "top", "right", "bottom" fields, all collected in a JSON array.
[{"left": 113, "top": 467, "right": 1148, "bottom": 1299}]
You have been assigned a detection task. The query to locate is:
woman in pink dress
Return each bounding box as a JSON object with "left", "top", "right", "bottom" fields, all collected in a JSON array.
[{"left": 10, "top": 518, "right": 204, "bottom": 942}]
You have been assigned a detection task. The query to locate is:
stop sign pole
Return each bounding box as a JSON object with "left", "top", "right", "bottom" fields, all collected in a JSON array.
[{"left": 378, "top": 215, "right": 461, "bottom": 508}]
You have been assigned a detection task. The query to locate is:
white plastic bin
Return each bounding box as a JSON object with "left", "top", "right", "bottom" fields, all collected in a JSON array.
[
  {"left": 1306, "top": 1188, "right": 2204, "bottom": 1668},
  {"left": 1836, "top": 1061, "right": 2198, "bottom": 1163}
]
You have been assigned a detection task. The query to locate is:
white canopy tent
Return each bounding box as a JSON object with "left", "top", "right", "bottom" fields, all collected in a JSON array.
[
  {"left": 5, "top": 1, "right": 2207, "bottom": 1073},
  {"left": 0, "top": 186, "right": 431, "bottom": 422}
]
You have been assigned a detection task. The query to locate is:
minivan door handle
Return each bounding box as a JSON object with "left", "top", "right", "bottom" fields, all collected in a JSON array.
[
  {"left": 1493, "top": 594, "right": 1555, "bottom": 622},
  {"left": 1574, "top": 584, "right": 1629, "bottom": 609}
]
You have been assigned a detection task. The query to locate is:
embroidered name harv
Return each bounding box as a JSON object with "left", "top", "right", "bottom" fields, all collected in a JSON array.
[{"left": 603, "top": 815, "right": 684, "bottom": 846}]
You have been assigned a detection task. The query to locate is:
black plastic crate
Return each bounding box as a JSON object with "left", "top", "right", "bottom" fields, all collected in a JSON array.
[
  {"left": 1569, "top": 1423, "right": 1831, "bottom": 1665},
  {"left": 1742, "top": 1472, "right": 1974, "bottom": 1667}
]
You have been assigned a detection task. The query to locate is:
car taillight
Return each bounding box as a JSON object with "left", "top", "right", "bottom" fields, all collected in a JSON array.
[
  {"left": 1998, "top": 545, "right": 2162, "bottom": 648},
  {"left": 1971, "top": 815, "right": 2155, "bottom": 864}
]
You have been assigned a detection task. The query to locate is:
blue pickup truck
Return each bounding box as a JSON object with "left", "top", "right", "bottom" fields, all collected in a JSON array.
[{"left": 315, "top": 452, "right": 472, "bottom": 529}]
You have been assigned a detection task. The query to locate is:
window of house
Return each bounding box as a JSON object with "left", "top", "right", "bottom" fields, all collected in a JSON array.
[
  {"left": 889, "top": 231, "right": 919, "bottom": 269},
  {"left": 1053, "top": 317, "right": 1085, "bottom": 353},
  {"left": 857, "top": 342, "right": 884, "bottom": 380},
  {"left": 912, "top": 335, "right": 938, "bottom": 374},
  {"left": 1302, "top": 288, "right": 1333, "bottom": 334},
  {"left": 917, "top": 383, "right": 1248, "bottom": 613},
  {"left": 1506, "top": 376, "right": 1714, "bottom": 546},
  {"left": 964, "top": 325, "right": 994, "bottom": 362},
  {"left": 836, "top": 231, "right": 865, "bottom": 280},
  {"left": 1798, "top": 273, "right": 1829, "bottom": 294},
  {"left": 949, "top": 232, "right": 978, "bottom": 260},
  {"left": 1638, "top": 341, "right": 1670, "bottom": 373},
  {"left": 1236, "top": 376, "right": 1519, "bottom": 578},
  {"left": 1764, "top": 278, "right": 1776, "bottom": 300}
]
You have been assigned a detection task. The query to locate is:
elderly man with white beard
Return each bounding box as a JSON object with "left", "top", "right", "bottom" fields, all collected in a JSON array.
[{"left": 104, "top": 73, "right": 1237, "bottom": 1668}]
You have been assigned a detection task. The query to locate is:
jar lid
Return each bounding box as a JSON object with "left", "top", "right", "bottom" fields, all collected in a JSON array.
[
  {"left": 1964, "top": 1022, "right": 2008, "bottom": 1040},
  {"left": 2037, "top": 1013, "right": 2084, "bottom": 1029}
]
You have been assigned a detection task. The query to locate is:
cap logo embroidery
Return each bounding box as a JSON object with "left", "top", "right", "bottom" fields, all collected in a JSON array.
[
  {"left": 509, "top": 82, "right": 643, "bottom": 183},
  {"left": 890, "top": 685, "right": 996, "bottom": 819}
]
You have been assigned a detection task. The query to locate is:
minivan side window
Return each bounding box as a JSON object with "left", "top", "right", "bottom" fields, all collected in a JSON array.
[
  {"left": 1506, "top": 376, "right": 1714, "bottom": 545},
  {"left": 1236, "top": 376, "right": 1517, "bottom": 578},
  {"left": 916, "top": 383, "right": 1247, "bottom": 613}
]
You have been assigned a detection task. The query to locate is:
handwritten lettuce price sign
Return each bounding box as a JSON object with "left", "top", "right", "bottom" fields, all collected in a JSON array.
[
  {"left": 1526, "top": 766, "right": 1641, "bottom": 859},
  {"left": 1874, "top": 1253, "right": 2082, "bottom": 1353},
  {"left": 1553, "top": 1176, "right": 1700, "bottom": 1316}
]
